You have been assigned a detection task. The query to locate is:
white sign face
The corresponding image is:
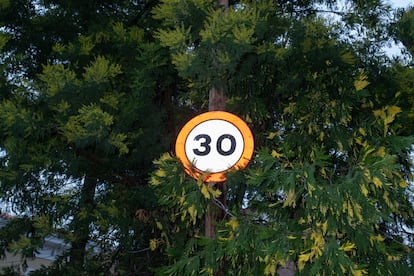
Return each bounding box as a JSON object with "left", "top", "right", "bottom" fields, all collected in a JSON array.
[{"left": 184, "top": 119, "right": 244, "bottom": 173}]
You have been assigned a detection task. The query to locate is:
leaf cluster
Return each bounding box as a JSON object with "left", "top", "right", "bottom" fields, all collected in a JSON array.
[
  {"left": 0, "top": 0, "right": 414, "bottom": 275},
  {"left": 150, "top": 0, "right": 414, "bottom": 275}
]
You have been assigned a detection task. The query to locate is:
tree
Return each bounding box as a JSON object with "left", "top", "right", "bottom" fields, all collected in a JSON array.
[
  {"left": 0, "top": 0, "right": 179, "bottom": 274},
  {"left": 393, "top": 6, "right": 414, "bottom": 55},
  {"left": 0, "top": 0, "right": 413, "bottom": 275},
  {"left": 151, "top": 0, "right": 414, "bottom": 275}
]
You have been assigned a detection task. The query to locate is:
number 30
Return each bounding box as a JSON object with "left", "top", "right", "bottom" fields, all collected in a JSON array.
[{"left": 193, "top": 134, "right": 236, "bottom": 156}]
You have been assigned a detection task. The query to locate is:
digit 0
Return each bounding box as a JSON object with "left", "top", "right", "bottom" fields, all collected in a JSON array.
[{"left": 216, "top": 134, "right": 236, "bottom": 156}]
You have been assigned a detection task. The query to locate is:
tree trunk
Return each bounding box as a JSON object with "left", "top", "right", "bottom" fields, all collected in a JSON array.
[
  {"left": 217, "top": 0, "right": 228, "bottom": 11},
  {"left": 205, "top": 2, "right": 229, "bottom": 276},
  {"left": 69, "top": 175, "right": 97, "bottom": 268},
  {"left": 277, "top": 261, "right": 296, "bottom": 276},
  {"left": 205, "top": 86, "right": 227, "bottom": 239},
  {"left": 205, "top": 182, "right": 227, "bottom": 239},
  {"left": 205, "top": 86, "right": 227, "bottom": 276},
  {"left": 208, "top": 86, "right": 226, "bottom": 111},
  {"left": 205, "top": 0, "right": 229, "bottom": 238}
]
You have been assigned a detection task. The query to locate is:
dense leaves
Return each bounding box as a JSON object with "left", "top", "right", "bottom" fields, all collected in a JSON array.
[
  {"left": 151, "top": 0, "right": 414, "bottom": 275},
  {"left": 0, "top": 0, "right": 413, "bottom": 275},
  {"left": 0, "top": 0, "right": 176, "bottom": 274}
]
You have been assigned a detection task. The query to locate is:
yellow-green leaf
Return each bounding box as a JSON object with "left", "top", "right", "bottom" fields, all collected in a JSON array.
[
  {"left": 283, "top": 189, "right": 296, "bottom": 208},
  {"left": 298, "top": 251, "right": 313, "bottom": 271},
  {"left": 387, "top": 254, "right": 402, "bottom": 261},
  {"left": 351, "top": 268, "right": 368, "bottom": 276},
  {"left": 399, "top": 179, "right": 408, "bottom": 188},
  {"left": 354, "top": 73, "right": 370, "bottom": 91},
  {"left": 200, "top": 184, "right": 210, "bottom": 199},
  {"left": 149, "top": 239, "right": 158, "bottom": 251},
  {"left": 375, "top": 146, "right": 386, "bottom": 157},
  {"left": 264, "top": 262, "right": 277, "bottom": 276},
  {"left": 339, "top": 241, "right": 357, "bottom": 252},
  {"left": 155, "top": 221, "right": 163, "bottom": 230},
  {"left": 369, "top": 234, "right": 384, "bottom": 246},
  {"left": 188, "top": 205, "right": 197, "bottom": 224},
  {"left": 226, "top": 217, "right": 239, "bottom": 231},
  {"left": 271, "top": 150, "right": 283, "bottom": 158},
  {"left": 360, "top": 184, "right": 369, "bottom": 196},
  {"left": 372, "top": 176, "right": 383, "bottom": 188}
]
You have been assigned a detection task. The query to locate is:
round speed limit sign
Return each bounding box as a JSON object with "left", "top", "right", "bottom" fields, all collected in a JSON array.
[{"left": 175, "top": 111, "right": 254, "bottom": 182}]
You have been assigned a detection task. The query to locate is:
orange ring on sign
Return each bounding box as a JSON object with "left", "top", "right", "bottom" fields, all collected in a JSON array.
[{"left": 175, "top": 111, "right": 254, "bottom": 182}]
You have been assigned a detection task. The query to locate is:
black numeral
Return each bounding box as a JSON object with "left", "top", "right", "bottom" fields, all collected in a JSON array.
[
  {"left": 216, "top": 134, "right": 236, "bottom": 156},
  {"left": 193, "top": 134, "right": 236, "bottom": 156},
  {"left": 193, "top": 134, "right": 211, "bottom": 156}
]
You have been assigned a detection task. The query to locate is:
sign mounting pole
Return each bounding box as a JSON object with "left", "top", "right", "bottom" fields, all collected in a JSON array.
[{"left": 206, "top": 0, "right": 229, "bottom": 242}]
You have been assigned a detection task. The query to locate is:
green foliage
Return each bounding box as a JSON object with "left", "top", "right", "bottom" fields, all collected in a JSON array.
[
  {"left": 0, "top": 1, "right": 175, "bottom": 274},
  {"left": 150, "top": 0, "right": 414, "bottom": 275},
  {"left": 0, "top": 215, "right": 53, "bottom": 262},
  {"left": 155, "top": 0, "right": 287, "bottom": 92},
  {"left": 83, "top": 56, "right": 122, "bottom": 83},
  {"left": 394, "top": 7, "right": 414, "bottom": 54},
  {"left": 0, "top": 0, "right": 414, "bottom": 275}
]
